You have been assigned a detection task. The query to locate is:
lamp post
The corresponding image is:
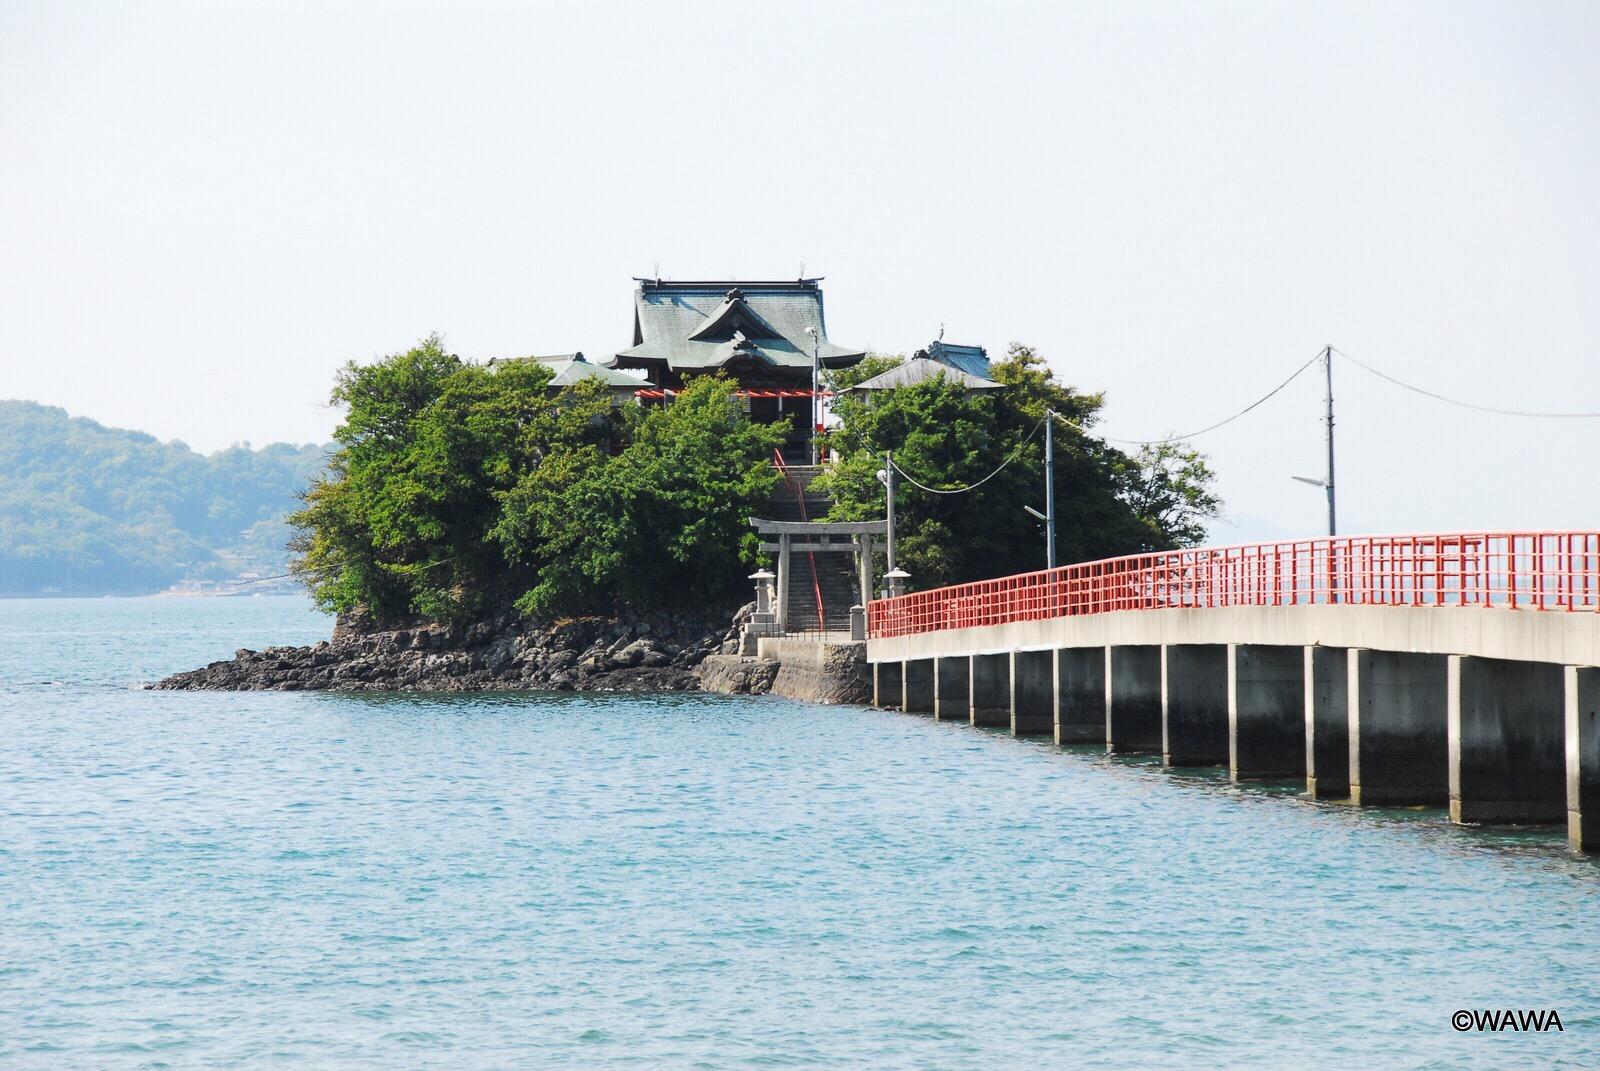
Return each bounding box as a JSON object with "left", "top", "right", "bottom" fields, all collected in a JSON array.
[
  {"left": 876, "top": 451, "right": 896, "bottom": 595},
  {"left": 805, "top": 326, "right": 820, "bottom": 465}
]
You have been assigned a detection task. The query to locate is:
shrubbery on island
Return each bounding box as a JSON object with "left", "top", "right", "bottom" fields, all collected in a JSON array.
[
  {"left": 290, "top": 336, "right": 785, "bottom": 623},
  {"left": 290, "top": 337, "right": 1220, "bottom": 624}
]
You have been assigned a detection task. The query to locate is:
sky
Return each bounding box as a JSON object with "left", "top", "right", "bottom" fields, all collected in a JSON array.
[{"left": 3, "top": 0, "right": 1598, "bottom": 543}]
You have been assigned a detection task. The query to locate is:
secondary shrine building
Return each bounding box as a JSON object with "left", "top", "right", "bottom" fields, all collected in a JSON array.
[{"left": 610, "top": 278, "right": 867, "bottom": 463}]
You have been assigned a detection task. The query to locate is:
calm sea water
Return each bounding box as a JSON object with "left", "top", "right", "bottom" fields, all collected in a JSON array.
[{"left": 2, "top": 596, "right": 1596, "bottom": 1068}]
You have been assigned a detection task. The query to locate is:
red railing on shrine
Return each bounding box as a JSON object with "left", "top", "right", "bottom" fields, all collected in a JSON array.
[
  {"left": 867, "top": 532, "right": 1600, "bottom": 639},
  {"left": 773, "top": 449, "right": 827, "bottom": 633}
]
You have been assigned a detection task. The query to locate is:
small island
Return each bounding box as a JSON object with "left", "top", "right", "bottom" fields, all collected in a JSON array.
[{"left": 156, "top": 277, "right": 1218, "bottom": 696}]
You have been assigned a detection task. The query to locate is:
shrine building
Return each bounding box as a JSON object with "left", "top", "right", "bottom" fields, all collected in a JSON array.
[{"left": 610, "top": 278, "right": 866, "bottom": 462}]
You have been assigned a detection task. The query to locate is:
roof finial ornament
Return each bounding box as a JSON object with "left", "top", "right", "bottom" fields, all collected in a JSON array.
[
  {"left": 725, "top": 286, "right": 744, "bottom": 303},
  {"left": 938, "top": 323, "right": 945, "bottom": 341}
]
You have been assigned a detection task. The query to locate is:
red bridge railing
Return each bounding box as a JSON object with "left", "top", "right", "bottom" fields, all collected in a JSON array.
[{"left": 868, "top": 532, "right": 1600, "bottom": 639}]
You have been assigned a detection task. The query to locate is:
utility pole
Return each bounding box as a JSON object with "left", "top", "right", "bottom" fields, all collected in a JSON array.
[
  {"left": 1045, "top": 409, "right": 1057, "bottom": 569},
  {"left": 1323, "top": 345, "right": 1336, "bottom": 537}
]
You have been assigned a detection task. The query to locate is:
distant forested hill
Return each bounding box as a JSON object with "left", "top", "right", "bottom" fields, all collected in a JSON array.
[{"left": 0, "top": 400, "right": 327, "bottom": 595}]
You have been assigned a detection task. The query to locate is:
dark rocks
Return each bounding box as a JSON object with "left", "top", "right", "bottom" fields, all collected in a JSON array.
[{"left": 152, "top": 604, "right": 752, "bottom": 694}]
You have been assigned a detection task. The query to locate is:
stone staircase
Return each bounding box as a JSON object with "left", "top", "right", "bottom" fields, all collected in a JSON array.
[{"left": 769, "top": 464, "right": 859, "bottom": 634}]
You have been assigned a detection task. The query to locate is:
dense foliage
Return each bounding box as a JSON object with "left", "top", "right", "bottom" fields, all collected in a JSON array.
[
  {"left": 0, "top": 400, "right": 325, "bottom": 595},
  {"left": 820, "top": 344, "right": 1221, "bottom": 589},
  {"left": 291, "top": 337, "right": 782, "bottom": 622}
]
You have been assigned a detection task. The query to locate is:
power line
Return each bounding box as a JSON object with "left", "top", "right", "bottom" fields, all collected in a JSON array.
[
  {"left": 1082, "top": 349, "right": 1325, "bottom": 447},
  {"left": 890, "top": 417, "right": 1046, "bottom": 495},
  {"left": 1333, "top": 347, "right": 1600, "bottom": 419}
]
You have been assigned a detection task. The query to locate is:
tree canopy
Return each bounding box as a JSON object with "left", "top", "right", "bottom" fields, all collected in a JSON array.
[{"left": 290, "top": 336, "right": 782, "bottom": 622}]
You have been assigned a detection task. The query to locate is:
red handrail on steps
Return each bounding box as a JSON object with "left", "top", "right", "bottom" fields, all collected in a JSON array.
[{"left": 773, "top": 449, "right": 827, "bottom": 632}]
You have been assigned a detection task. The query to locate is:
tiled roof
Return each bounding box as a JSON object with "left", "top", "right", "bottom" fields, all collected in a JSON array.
[
  {"left": 921, "top": 340, "right": 991, "bottom": 379},
  {"left": 490, "top": 353, "right": 645, "bottom": 390},
  {"left": 614, "top": 280, "right": 865, "bottom": 373},
  {"left": 847, "top": 357, "right": 1004, "bottom": 392}
]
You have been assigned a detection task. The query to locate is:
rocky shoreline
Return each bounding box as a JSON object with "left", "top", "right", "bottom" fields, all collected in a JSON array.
[{"left": 152, "top": 604, "right": 755, "bottom": 693}]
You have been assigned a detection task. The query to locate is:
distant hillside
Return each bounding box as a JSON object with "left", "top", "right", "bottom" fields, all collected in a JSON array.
[{"left": 0, "top": 400, "right": 327, "bottom": 596}]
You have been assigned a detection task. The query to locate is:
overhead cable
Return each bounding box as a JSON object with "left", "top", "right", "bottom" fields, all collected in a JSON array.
[
  {"left": 890, "top": 417, "right": 1046, "bottom": 495},
  {"left": 1079, "top": 350, "right": 1325, "bottom": 447},
  {"left": 1333, "top": 347, "right": 1600, "bottom": 419}
]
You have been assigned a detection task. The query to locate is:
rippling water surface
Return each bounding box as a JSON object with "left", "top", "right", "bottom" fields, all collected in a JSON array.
[{"left": 2, "top": 596, "right": 1597, "bottom": 1068}]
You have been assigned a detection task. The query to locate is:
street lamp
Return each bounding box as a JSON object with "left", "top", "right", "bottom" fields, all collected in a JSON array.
[
  {"left": 805, "top": 326, "right": 820, "bottom": 465},
  {"left": 875, "top": 454, "right": 896, "bottom": 580},
  {"left": 1292, "top": 475, "right": 1334, "bottom": 537}
]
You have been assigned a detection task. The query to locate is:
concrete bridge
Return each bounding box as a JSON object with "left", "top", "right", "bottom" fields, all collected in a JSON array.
[{"left": 865, "top": 532, "right": 1600, "bottom": 852}]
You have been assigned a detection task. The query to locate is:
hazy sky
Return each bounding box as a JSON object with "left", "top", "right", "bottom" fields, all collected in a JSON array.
[{"left": 4, "top": 1, "right": 1597, "bottom": 542}]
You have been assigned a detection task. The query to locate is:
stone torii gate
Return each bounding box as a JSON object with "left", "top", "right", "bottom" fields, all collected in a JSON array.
[{"left": 750, "top": 518, "right": 888, "bottom": 635}]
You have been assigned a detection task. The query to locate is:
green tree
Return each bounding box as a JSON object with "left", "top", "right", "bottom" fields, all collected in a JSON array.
[
  {"left": 1120, "top": 440, "right": 1223, "bottom": 548},
  {"left": 290, "top": 336, "right": 619, "bottom": 621},
  {"left": 494, "top": 375, "right": 784, "bottom": 614}
]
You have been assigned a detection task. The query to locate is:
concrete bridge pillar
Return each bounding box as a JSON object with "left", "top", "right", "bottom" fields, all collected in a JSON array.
[
  {"left": 1161, "top": 644, "right": 1229, "bottom": 767},
  {"left": 903, "top": 658, "right": 935, "bottom": 714},
  {"left": 873, "top": 660, "right": 903, "bottom": 710},
  {"left": 934, "top": 655, "right": 970, "bottom": 722},
  {"left": 1304, "top": 646, "right": 1350, "bottom": 798},
  {"left": 1567, "top": 666, "right": 1600, "bottom": 852},
  {"left": 1229, "top": 644, "right": 1306, "bottom": 781},
  {"left": 1107, "top": 645, "right": 1162, "bottom": 754},
  {"left": 971, "top": 653, "right": 1011, "bottom": 727},
  {"left": 1448, "top": 655, "right": 1565, "bottom": 824},
  {"left": 1056, "top": 648, "right": 1106, "bottom": 746},
  {"left": 1349, "top": 649, "right": 1449, "bottom": 806},
  {"left": 1010, "top": 650, "right": 1054, "bottom": 737}
]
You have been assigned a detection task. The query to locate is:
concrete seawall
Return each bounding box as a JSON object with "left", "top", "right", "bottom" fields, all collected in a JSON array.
[{"left": 699, "top": 637, "right": 870, "bottom": 705}]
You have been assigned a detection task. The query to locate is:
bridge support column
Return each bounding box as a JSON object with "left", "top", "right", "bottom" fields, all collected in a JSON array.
[
  {"left": 1229, "top": 644, "right": 1306, "bottom": 781},
  {"left": 903, "top": 658, "right": 935, "bottom": 714},
  {"left": 934, "top": 656, "right": 970, "bottom": 722},
  {"left": 1107, "top": 645, "right": 1162, "bottom": 754},
  {"left": 1161, "top": 644, "right": 1228, "bottom": 766},
  {"left": 872, "top": 661, "right": 902, "bottom": 710},
  {"left": 1567, "top": 666, "right": 1600, "bottom": 851},
  {"left": 1305, "top": 646, "right": 1350, "bottom": 798},
  {"left": 1056, "top": 648, "right": 1106, "bottom": 745},
  {"left": 1011, "top": 650, "right": 1054, "bottom": 737},
  {"left": 1349, "top": 649, "right": 1449, "bottom": 806},
  {"left": 971, "top": 654, "right": 1011, "bottom": 727},
  {"left": 1448, "top": 656, "right": 1565, "bottom": 824}
]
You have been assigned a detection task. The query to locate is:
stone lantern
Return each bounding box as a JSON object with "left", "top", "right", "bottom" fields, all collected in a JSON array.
[
  {"left": 740, "top": 568, "right": 780, "bottom": 654},
  {"left": 886, "top": 567, "right": 911, "bottom": 598},
  {"left": 749, "top": 568, "right": 776, "bottom": 614}
]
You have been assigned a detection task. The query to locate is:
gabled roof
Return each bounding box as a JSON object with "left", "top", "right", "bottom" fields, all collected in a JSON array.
[
  {"left": 490, "top": 352, "right": 645, "bottom": 390},
  {"left": 614, "top": 279, "right": 865, "bottom": 373},
  {"left": 920, "top": 340, "right": 991, "bottom": 379},
  {"left": 847, "top": 357, "right": 1004, "bottom": 393},
  {"left": 545, "top": 353, "right": 646, "bottom": 390}
]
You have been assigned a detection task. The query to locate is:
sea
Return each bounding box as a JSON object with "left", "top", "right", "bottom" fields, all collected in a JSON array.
[{"left": 2, "top": 595, "right": 1596, "bottom": 1068}]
